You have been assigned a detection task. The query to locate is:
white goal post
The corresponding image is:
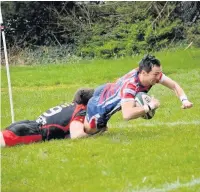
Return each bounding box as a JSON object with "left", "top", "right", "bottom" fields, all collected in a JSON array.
[{"left": 1, "top": 7, "right": 15, "bottom": 123}]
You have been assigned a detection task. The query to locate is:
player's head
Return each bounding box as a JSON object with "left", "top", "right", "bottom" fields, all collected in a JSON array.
[
  {"left": 138, "top": 54, "right": 162, "bottom": 85},
  {"left": 73, "top": 88, "right": 94, "bottom": 105}
]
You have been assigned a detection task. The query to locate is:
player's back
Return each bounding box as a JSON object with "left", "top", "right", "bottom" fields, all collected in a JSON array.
[
  {"left": 36, "top": 103, "right": 76, "bottom": 127},
  {"left": 98, "top": 68, "right": 139, "bottom": 116}
]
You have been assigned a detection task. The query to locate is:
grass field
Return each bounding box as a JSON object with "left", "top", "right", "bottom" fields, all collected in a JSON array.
[{"left": 1, "top": 48, "right": 200, "bottom": 192}]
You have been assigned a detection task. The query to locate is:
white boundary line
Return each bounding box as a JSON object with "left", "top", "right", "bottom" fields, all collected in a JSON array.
[
  {"left": 131, "top": 177, "right": 200, "bottom": 192},
  {"left": 109, "top": 120, "right": 200, "bottom": 128}
]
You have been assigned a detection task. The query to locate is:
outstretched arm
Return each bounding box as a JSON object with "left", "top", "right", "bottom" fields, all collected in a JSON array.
[{"left": 160, "top": 76, "right": 193, "bottom": 109}]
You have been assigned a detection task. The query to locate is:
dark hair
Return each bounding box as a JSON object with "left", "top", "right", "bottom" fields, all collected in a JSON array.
[
  {"left": 73, "top": 88, "right": 94, "bottom": 105},
  {"left": 138, "top": 54, "right": 161, "bottom": 73}
]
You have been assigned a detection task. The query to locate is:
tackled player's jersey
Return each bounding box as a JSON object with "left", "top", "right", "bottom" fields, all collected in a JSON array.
[
  {"left": 2, "top": 103, "right": 87, "bottom": 146},
  {"left": 36, "top": 103, "right": 86, "bottom": 140},
  {"left": 97, "top": 68, "right": 165, "bottom": 118}
]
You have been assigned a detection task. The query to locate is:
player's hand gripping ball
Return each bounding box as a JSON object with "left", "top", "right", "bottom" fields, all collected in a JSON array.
[{"left": 135, "top": 92, "right": 156, "bottom": 119}]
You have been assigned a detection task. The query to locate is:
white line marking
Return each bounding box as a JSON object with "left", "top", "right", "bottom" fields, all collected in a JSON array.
[
  {"left": 109, "top": 120, "right": 200, "bottom": 128},
  {"left": 131, "top": 177, "right": 200, "bottom": 192},
  {"left": 137, "top": 120, "right": 200, "bottom": 127}
]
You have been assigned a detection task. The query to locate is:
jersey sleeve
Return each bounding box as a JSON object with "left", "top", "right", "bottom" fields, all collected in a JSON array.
[
  {"left": 73, "top": 115, "right": 85, "bottom": 124},
  {"left": 121, "top": 82, "right": 137, "bottom": 103},
  {"left": 72, "top": 106, "right": 86, "bottom": 124}
]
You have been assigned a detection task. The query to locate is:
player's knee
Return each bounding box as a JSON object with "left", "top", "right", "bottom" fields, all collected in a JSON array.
[
  {"left": 84, "top": 119, "right": 93, "bottom": 133},
  {"left": 84, "top": 119, "right": 107, "bottom": 135}
]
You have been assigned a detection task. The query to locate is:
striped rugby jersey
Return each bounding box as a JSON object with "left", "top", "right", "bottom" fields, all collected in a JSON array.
[{"left": 97, "top": 68, "right": 165, "bottom": 118}]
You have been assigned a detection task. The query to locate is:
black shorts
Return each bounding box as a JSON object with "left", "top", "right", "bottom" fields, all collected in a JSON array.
[{"left": 3, "top": 120, "right": 42, "bottom": 146}]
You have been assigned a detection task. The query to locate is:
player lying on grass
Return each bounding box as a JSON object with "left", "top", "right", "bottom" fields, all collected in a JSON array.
[
  {"left": 83, "top": 54, "right": 193, "bottom": 135},
  {"left": 0, "top": 88, "right": 95, "bottom": 147}
]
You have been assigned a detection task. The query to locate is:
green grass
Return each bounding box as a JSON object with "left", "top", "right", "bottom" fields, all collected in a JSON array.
[{"left": 1, "top": 48, "right": 200, "bottom": 192}]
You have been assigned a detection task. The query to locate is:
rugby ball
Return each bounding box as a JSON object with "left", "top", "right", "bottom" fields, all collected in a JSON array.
[{"left": 135, "top": 92, "right": 155, "bottom": 120}]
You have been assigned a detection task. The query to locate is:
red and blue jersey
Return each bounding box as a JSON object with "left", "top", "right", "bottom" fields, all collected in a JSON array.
[
  {"left": 98, "top": 68, "right": 153, "bottom": 116},
  {"left": 86, "top": 68, "right": 165, "bottom": 126}
]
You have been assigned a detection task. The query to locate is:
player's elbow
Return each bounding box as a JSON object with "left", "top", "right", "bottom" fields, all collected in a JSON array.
[{"left": 121, "top": 102, "right": 138, "bottom": 121}]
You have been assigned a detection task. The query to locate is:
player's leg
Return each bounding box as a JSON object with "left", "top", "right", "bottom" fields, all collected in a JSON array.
[
  {"left": 84, "top": 100, "right": 108, "bottom": 135},
  {"left": 84, "top": 85, "right": 108, "bottom": 134},
  {"left": 84, "top": 115, "right": 108, "bottom": 135}
]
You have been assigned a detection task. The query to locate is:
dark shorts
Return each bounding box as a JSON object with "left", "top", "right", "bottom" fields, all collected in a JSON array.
[{"left": 2, "top": 120, "right": 42, "bottom": 146}]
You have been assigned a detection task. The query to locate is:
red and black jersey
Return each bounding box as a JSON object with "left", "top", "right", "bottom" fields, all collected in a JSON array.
[
  {"left": 36, "top": 103, "right": 86, "bottom": 140},
  {"left": 2, "top": 103, "right": 87, "bottom": 146}
]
